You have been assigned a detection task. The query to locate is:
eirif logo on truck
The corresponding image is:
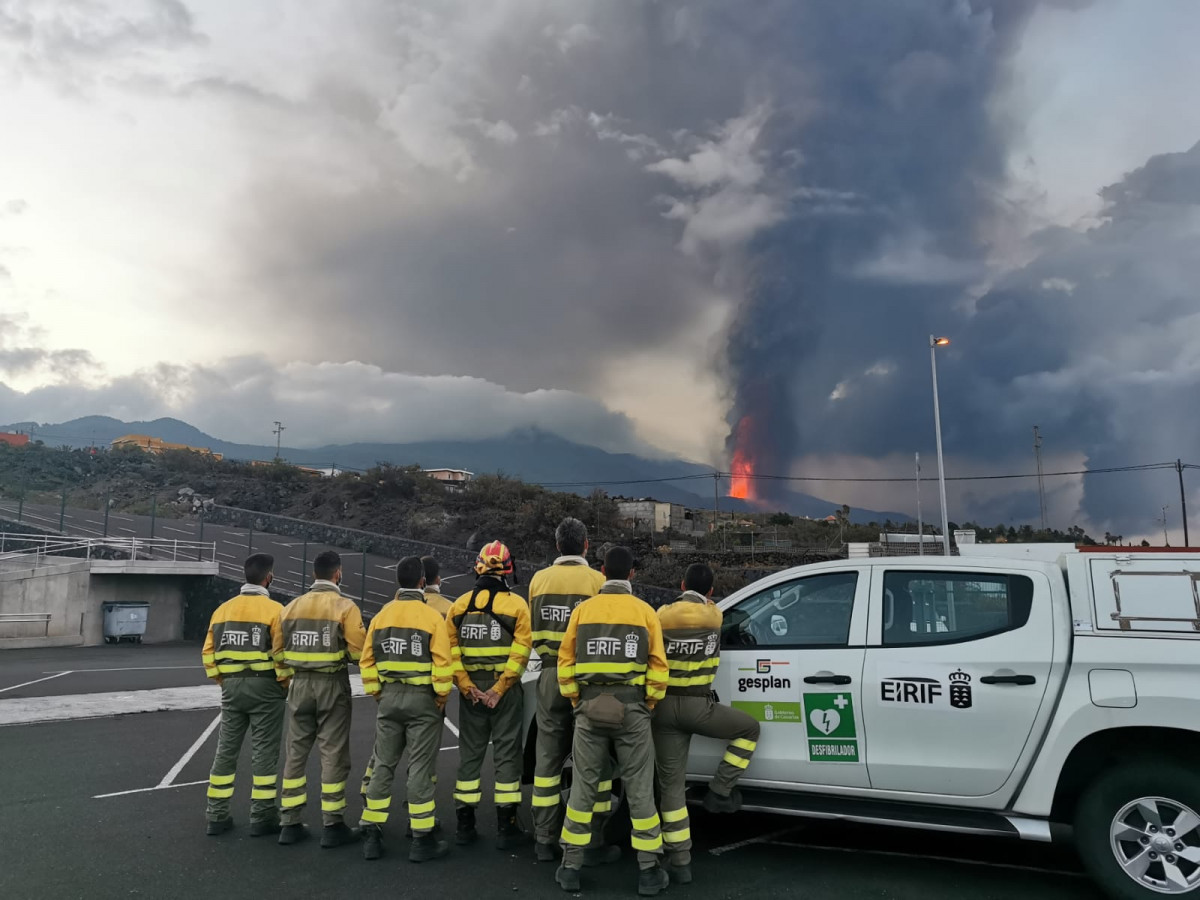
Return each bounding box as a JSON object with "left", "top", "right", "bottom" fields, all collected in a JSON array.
[{"left": 738, "top": 659, "right": 791, "bottom": 692}]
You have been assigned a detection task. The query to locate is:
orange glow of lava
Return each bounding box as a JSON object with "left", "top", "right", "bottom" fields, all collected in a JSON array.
[{"left": 729, "top": 417, "right": 756, "bottom": 500}]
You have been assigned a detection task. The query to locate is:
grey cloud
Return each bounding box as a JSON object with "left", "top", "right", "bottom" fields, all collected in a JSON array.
[{"left": 0, "top": 356, "right": 656, "bottom": 454}]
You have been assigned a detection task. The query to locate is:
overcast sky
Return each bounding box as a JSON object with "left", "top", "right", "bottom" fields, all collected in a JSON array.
[{"left": 2, "top": 0, "right": 1199, "bottom": 539}]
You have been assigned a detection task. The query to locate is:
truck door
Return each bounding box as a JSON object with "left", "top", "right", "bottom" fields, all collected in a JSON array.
[
  {"left": 861, "top": 568, "right": 1055, "bottom": 797},
  {"left": 693, "top": 569, "right": 870, "bottom": 789}
]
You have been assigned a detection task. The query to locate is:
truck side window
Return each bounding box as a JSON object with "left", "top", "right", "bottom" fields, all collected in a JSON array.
[
  {"left": 881, "top": 571, "right": 1035, "bottom": 646},
  {"left": 721, "top": 572, "right": 858, "bottom": 649}
]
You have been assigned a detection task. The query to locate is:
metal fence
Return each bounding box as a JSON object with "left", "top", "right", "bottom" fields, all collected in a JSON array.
[{"left": 0, "top": 533, "right": 217, "bottom": 567}]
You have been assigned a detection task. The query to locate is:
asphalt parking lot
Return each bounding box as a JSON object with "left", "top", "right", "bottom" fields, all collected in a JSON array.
[{"left": 0, "top": 645, "right": 1095, "bottom": 900}]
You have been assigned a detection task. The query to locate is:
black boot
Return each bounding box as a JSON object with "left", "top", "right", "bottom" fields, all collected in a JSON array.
[
  {"left": 455, "top": 806, "right": 478, "bottom": 846},
  {"left": 664, "top": 859, "right": 692, "bottom": 884},
  {"left": 362, "top": 824, "right": 383, "bottom": 860},
  {"left": 582, "top": 844, "right": 621, "bottom": 867},
  {"left": 278, "top": 824, "right": 309, "bottom": 845},
  {"left": 535, "top": 841, "right": 561, "bottom": 862},
  {"left": 409, "top": 832, "right": 450, "bottom": 863},
  {"left": 638, "top": 865, "right": 670, "bottom": 897},
  {"left": 702, "top": 786, "right": 742, "bottom": 814},
  {"left": 555, "top": 865, "right": 582, "bottom": 892},
  {"left": 249, "top": 819, "right": 281, "bottom": 837},
  {"left": 320, "top": 822, "right": 361, "bottom": 849},
  {"left": 205, "top": 817, "right": 233, "bottom": 836},
  {"left": 496, "top": 805, "right": 531, "bottom": 851}
]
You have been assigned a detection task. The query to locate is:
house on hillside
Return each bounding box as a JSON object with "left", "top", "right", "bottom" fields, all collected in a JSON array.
[
  {"left": 617, "top": 498, "right": 699, "bottom": 535},
  {"left": 0, "top": 432, "right": 30, "bottom": 447},
  {"left": 423, "top": 468, "right": 474, "bottom": 489},
  {"left": 111, "top": 434, "right": 223, "bottom": 460}
]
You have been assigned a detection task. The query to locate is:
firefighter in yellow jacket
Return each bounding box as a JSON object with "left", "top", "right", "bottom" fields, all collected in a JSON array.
[
  {"left": 446, "top": 540, "right": 532, "bottom": 848},
  {"left": 359, "top": 556, "right": 454, "bottom": 863},
  {"left": 421, "top": 556, "right": 454, "bottom": 618},
  {"left": 653, "top": 563, "right": 759, "bottom": 884},
  {"left": 202, "top": 553, "right": 289, "bottom": 836},
  {"left": 529, "top": 517, "right": 612, "bottom": 862},
  {"left": 275, "top": 550, "right": 367, "bottom": 848},
  {"left": 556, "top": 546, "right": 670, "bottom": 897}
]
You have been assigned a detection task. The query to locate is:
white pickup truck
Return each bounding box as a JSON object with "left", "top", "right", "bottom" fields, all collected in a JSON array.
[{"left": 523, "top": 545, "right": 1200, "bottom": 900}]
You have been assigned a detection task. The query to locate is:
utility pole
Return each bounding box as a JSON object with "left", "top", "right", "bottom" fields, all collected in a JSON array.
[
  {"left": 273, "top": 421, "right": 286, "bottom": 461},
  {"left": 929, "top": 336, "right": 952, "bottom": 555},
  {"left": 713, "top": 471, "right": 720, "bottom": 546},
  {"left": 915, "top": 452, "right": 923, "bottom": 557},
  {"left": 1033, "top": 426, "right": 1047, "bottom": 531},
  {"left": 1160, "top": 506, "right": 1171, "bottom": 547},
  {"left": 1177, "top": 460, "right": 1190, "bottom": 547}
]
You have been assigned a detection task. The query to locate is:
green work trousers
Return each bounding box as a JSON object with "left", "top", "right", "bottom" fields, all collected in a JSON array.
[
  {"left": 560, "top": 689, "right": 662, "bottom": 871},
  {"left": 206, "top": 675, "right": 287, "bottom": 823},
  {"left": 531, "top": 666, "right": 612, "bottom": 846},
  {"left": 652, "top": 692, "right": 760, "bottom": 865},
  {"left": 280, "top": 670, "right": 353, "bottom": 826},
  {"left": 454, "top": 675, "right": 524, "bottom": 809},
  {"left": 360, "top": 683, "right": 443, "bottom": 834}
]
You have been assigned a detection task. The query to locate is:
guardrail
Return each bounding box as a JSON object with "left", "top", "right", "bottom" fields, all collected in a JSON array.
[{"left": 0, "top": 533, "right": 217, "bottom": 567}]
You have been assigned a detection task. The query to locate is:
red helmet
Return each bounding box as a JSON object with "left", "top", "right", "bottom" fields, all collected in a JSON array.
[{"left": 474, "top": 540, "right": 514, "bottom": 577}]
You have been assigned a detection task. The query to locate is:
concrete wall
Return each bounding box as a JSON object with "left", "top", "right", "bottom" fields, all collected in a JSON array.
[{"left": 0, "top": 565, "right": 192, "bottom": 648}]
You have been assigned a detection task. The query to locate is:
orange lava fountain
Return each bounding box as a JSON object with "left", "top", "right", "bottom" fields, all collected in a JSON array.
[{"left": 729, "top": 416, "right": 757, "bottom": 500}]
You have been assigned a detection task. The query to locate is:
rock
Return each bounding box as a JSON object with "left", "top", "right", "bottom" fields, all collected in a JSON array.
[{"left": 178, "top": 487, "right": 195, "bottom": 498}]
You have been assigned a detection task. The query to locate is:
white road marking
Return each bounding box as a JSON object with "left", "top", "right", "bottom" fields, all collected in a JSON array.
[
  {"left": 758, "top": 840, "right": 1085, "bottom": 878},
  {"left": 118, "top": 527, "right": 136, "bottom": 534},
  {"left": 159, "top": 713, "right": 221, "bottom": 787},
  {"left": 0, "top": 671, "right": 72, "bottom": 694},
  {"left": 443, "top": 717, "right": 460, "bottom": 738},
  {"left": 708, "top": 827, "right": 800, "bottom": 857},
  {"left": 94, "top": 780, "right": 208, "bottom": 800},
  {"left": 44, "top": 666, "right": 202, "bottom": 673},
  {"left": 217, "top": 552, "right": 239, "bottom": 561},
  {"left": 162, "top": 526, "right": 192, "bottom": 535}
]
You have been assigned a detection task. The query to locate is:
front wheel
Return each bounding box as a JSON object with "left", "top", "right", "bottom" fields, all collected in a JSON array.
[{"left": 1076, "top": 761, "right": 1200, "bottom": 898}]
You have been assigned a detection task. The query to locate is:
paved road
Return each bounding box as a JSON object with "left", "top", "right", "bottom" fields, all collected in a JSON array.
[
  {"left": 0, "top": 646, "right": 1095, "bottom": 900},
  {"left": 0, "top": 501, "right": 484, "bottom": 615}
]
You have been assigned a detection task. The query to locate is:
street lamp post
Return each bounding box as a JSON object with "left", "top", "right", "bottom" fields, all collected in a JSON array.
[{"left": 930, "top": 336, "right": 952, "bottom": 555}]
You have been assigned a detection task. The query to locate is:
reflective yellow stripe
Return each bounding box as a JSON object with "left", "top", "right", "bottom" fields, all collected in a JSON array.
[
  {"left": 560, "top": 683, "right": 579, "bottom": 696},
  {"left": 495, "top": 792, "right": 522, "bottom": 804},
  {"left": 646, "top": 683, "right": 666, "bottom": 700},
  {"left": 365, "top": 797, "right": 391, "bottom": 810},
  {"left": 557, "top": 665, "right": 575, "bottom": 678},
  {"left": 592, "top": 801, "right": 612, "bottom": 814},
  {"left": 566, "top": 806, "right": 593, "bottom": 824},
  {"left": 631, "top": 814, "right": 661, "bottom": 831},
  {"left": 731, "top": 738, "right": 757, "bottom": 752},
  {"left": 207, "top": 786, "right": 234, "bottom": 798},
  {"left": 663, "top": 828, "right": 691, "bottom": 843},
  {"left": 495, "top": 781, "right": 520, "bottom": 791},
  {"left": 321, "top": 798, "right": 347, "bottom": 811},
  {"left": 666, "top": 657, "right": 720, "bottom": 671},
  {"left": 461, "top": 646, "right": 511, "bottom": 655},
  {"left": 560, "top": 828, "right": 590, "bottom": 846},
  {"left": 597, "top": 780, "right": 613, "bottom": 792},
  {"left": 504, "top": 659, "right": 528, "bottom": 675},
  {"left": 209, "top": 773, "right": 235, "bottom": 786},
  {"left": 410, "top": 815, "right": 436, "bottom": 830},
  {"left": 454, "top": 793, "right": 482, "bottom": 804},
  {"left": 282, "top": 777, "right": 306, "bottom": 789},
  {"left": 456, "top": 779, "right": 481, "bottom": 791},
  {"left": 377, "top": 661, "right": 433, "bottom": 672},
  {"left": 409, "top": 800, "right": 435, "bottom": 814},
  {"left": 532, "top": 794, "right": 560, "bottom": 807},
  {"left": 512, "top": 644, "right": 531, "bottom": 658},
  {"left": 534, "top": 775, "right": 561, "bottom": 789},
  {"left": 204, "top": 667, "right": 220, "bottom": 678},
  {"left": 280, "top": 794, "right": 306, "bottom": 808},
  {"left": 575, "top": 662, "right": 646, "bottom": 675},
  {"left": 722, "top": 751, "right": 750, "bottom": 769},
  {"left": 531, "top": 630, "right": 566, "bottom": 642},
  {"left": 631, "top": 834, "right": 663, "bottom": 852},
  {"left": 321, "top": 782, "right": 346, "bottom": 793},
  {"left": 667, "top": 674, "right": 716, "bottom": 686},
  {"left": 251, "top": 788, "right": 276, "bottom": 800},
  {"left": 284, "top": 651, "right": 346, "bottom": 662},
  {"left": 662, "top": 807, "right": 688, "bottom": 824},
  {"left": 202, "top": 653, "right": 215, "bottom": 663},
  {"left": 432, "top": 665, "right": 455, "bottom": 677},
  {"left": 253, "top": 775, "right": 276, "bottom": 786},
  {"left": 213, "top": 650, "right": 274, "bottom": 661},
  {"left": 362, "top": 809, "right": 388, "bottom": 823}
]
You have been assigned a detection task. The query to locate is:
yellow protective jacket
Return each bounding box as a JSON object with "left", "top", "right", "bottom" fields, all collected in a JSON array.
[
  {"left": 202, "top": 586, "right": 286, "bottom": 681},
  {"left": 528, "top": 557, "right": 606, "bottom": 662},
  {"left": 446, "top": 577, "right": 532, "bottom": 697},
  {"left": 274, "top": 581, "right": 366, "bottom": 676},
  {"left": 558, "top": 582, "right": 668, "bottom": 709},
  {"left": 423, "top": 586, "right": 453, "bottom": 618},
  {"left": 359, "top": 589, "right": 454, "bottom": 700},
  {"left": 657, "top": 591, "right": 722, "bottom": 695}
]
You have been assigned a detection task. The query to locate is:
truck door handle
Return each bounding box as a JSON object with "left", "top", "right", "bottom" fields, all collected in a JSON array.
[
  {"left": 980, "top": 674, "right": 1037, "bottom": 686},
  {"left": 803, "top": 674, "right": 852, "bottom": 685}
]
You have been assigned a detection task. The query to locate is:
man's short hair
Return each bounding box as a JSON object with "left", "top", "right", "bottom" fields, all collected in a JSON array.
[
  {"left": 604, "top": 545, "right": 635, "bottom": 581},
  {"left": 396, "top": 556, "right": 424, "bottom": 589},
  {"left": 555, "top": 517, "right": 588, "bottom": 557},
  {"left": 244, "top": 553, "right": 274, "bottom": 586},
  {"left": 683, "top": 563, "right": 714, "bottom": 596},
  {"left": 421, "top": 555, "right": 440, "bottom": 584},
  {"left": 313, "top": 550, "right": 342, "bottom": 580}
]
